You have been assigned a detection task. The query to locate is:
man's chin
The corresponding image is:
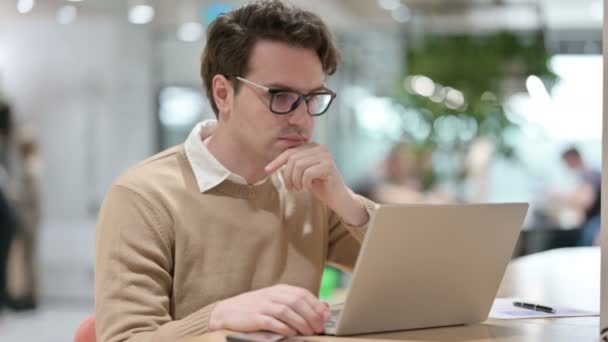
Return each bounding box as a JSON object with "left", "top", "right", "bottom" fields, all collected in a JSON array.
[{"left": 266, "top": 139, "right": 308, "bottom": 160}]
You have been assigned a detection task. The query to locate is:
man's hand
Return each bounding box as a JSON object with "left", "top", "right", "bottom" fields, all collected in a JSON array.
[
  {"left": 208, "top": 284, "right": 331, "bottom": 336},
  {"left": 265, "top": 143, "right": 368, "bottom": 226}
]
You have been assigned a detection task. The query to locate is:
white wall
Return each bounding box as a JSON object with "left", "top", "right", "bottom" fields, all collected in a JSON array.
[{"left": 0, "top": 16, "right": 156, "bottom": 222}]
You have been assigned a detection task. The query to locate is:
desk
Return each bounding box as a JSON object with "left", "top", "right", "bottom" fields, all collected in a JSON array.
[{"left": 180, "top": 247, "right": 600, "bottom": 342}]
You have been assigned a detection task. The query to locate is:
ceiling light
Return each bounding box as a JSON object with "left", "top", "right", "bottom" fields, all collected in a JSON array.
[
  {"left": 391, "top": 5, "right": 412, "bottom": 23},
  {"left": 177, "top": 22, "right": 204, "bottom": 42},
  {"left": 16, "top": 0, "right": 35, "bottom": 14},
  {"left": 57, "top": 5, "right": 77, "bottom": 25},
  {"left": 377, "top": 0, "right": 401, "bottom": 11},
  {"left": 128, "top": 4, "right": 155, "bottom": 24}
]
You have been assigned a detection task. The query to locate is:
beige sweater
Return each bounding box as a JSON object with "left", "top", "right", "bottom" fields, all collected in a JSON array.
[{"left": 95, "top": 145, "right": 377, "bottom": 342}]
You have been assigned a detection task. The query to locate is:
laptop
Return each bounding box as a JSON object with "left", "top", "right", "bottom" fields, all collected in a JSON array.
[{"left": 324, "top": 202, "right": 529, "bottom": 336}]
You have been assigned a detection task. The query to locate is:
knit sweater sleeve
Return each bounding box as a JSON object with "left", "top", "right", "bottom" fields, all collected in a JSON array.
[
  {"left": 326, "top": 195, "right": 377, "bottom": 272},
  {"left": 95, "top": 185, "right": 217, "bottom": 342}
]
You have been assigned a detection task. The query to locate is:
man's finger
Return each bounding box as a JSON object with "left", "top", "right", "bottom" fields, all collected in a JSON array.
[
  {"left": 276, "top": 150, "right": 319, "bottom": 190},
  {"left": 302, "top": 163, "right": 328, "bottom": 191},
  {"left": 265, "top": 304, "right": 314, "bottom": 336},
  {"left": 265, "top": 149, "right": 298, "bottom": 174},
  {"left": 321, "top": 302, "right": 331, "bottom": 321},
  {"left": 284, "top": 287, "right": 329, "bottom": 330},
  {"left": 256, "top": 315, "right": 298, "bottom": 337},
  {"left": 281, "top": 166, "right": 293, "bottom": 191},
  {"left": 291, "top": 157, "right": 321, "bottom": 191},
  {"left": 271, "top": 291, "right": 325, "bottom": 334},
  {"left": 265, "top": 144, "right": 316, "bottom": 174}
]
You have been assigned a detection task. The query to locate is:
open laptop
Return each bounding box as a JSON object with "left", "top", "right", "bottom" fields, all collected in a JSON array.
[{"left": 324, "top": 202, "right": 529, "bottom": 336}]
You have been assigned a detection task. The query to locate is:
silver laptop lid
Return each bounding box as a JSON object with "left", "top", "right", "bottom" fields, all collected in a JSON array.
[{"left": 334, "top": 203, "right": 528, "bottom": 335}]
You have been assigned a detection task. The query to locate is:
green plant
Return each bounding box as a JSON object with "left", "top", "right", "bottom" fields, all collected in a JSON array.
[{"left": 396, "top": 31, "right": 557, "bottom": 188}]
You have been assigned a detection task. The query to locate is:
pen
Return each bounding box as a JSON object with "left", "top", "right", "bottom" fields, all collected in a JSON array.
[{"left": 513, "top": 301, "right": 556, "bottom": 314}]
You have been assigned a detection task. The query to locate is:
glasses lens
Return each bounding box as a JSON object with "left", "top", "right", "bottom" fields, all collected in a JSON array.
[
  {"left": 271, "top": 92, "right": 300, "bottom": 113},
  {"left": 307, "top": 94, "right": 333, "bottom": 115}
]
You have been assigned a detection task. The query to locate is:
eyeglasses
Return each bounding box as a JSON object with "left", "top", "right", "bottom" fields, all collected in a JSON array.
[{"left": 235, "top": 76, "right": 336, "bottom": 116}]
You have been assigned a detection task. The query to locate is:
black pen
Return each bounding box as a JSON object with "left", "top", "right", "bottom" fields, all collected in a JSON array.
[{"left": 513, "top": 301, "right": 556, "bottom": 314}]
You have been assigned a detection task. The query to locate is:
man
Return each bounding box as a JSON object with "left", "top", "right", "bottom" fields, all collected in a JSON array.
[
  {"left": 95, "top": 1, "right": 376, "bottom": 341},
  {"left": 555, "top": 147, "right": 601, "bottom": 246},
  {"left": 7, "top": 131, "right": 43, "bottom": 310},
  {"left": 0, "top": 184, "right": 18, "bottom": 312},
  {"left": 0, "top": 101, "right": 18, "bottom": 313}
]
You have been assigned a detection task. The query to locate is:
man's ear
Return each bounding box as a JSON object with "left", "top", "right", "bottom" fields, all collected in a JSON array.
[{"left": 212, "top": 75, "right": 234, "bottom": 121}]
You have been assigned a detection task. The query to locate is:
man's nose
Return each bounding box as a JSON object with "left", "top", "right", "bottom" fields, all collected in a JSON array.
[{"left": 287, "top": 100, "right": 312, "bottom": 126}]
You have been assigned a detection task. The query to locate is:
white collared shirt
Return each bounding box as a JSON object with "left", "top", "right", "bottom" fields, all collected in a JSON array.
[{"left": 184, "top": 120, "right": 267, "bottom": 192}]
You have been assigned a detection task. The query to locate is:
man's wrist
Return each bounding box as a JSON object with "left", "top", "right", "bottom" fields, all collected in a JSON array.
[{"left": 333, "top": 190, "right": 369, "bottom": 227}]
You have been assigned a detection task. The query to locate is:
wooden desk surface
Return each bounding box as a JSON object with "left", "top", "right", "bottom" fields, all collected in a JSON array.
[{"left": 180, "top": 247, "right": 600, "bottom": 342}]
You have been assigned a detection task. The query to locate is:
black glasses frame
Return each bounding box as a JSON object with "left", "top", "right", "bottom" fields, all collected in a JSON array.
[{"left": 235, "top": 76, "right": 336, "bottom": 116}]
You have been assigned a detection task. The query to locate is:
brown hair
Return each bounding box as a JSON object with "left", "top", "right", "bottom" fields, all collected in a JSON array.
[
  {"left": 201, "top": 0, "right": 341, "bottom": 117},
  {"left": 561, "top": 146, "right": 581, "bottom": 160}
]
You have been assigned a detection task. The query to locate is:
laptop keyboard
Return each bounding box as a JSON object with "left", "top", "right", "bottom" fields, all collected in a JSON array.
[{"left": 324, "top": 309, "right": 341, "bottom": 329}]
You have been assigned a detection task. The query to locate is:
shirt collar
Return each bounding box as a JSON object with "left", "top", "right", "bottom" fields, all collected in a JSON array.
[{"left": 184, "top": 119, "right": 267, "bottom": 193}]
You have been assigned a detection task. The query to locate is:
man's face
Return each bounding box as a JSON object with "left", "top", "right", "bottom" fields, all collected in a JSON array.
[
  {"left": 563, "top": 154, "right": 582, "bottom": 171},
  {"left": 228, "top": 40, "right": 324, "bottom": 163}
]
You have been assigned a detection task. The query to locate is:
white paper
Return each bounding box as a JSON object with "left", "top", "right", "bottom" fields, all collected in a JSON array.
[{"left": 489, "top": 297, "right": 599, "bottom": 320}]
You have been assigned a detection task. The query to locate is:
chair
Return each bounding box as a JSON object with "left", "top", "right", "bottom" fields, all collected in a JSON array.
[{"left": 74, "top": 315, "right": 96, "bottom": 342}]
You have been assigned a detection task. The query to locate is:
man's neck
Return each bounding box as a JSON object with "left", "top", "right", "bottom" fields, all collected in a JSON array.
[{"left": 204, "top": 126, "right": 269, "bottom": 184}]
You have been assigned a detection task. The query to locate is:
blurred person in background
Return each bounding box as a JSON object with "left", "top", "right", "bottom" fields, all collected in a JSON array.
[
  {"left": 367, "top": 142, "right": 451, "bottom": 204},
  {"left": 0, "top": 99, "right": 19, "bottom": 312},
  {"left": 0, "top": 101, "right": 11, "bottom": 166},
  {"left": 95, "top": 1, "right": 375, "bottom": 341},
  {"left": 369, "top": 142, "right": 424, "bottom": 203},
  {"left": 463, "top": 137, "right": 495, "bottom": 203},
  {"left": 548, "top": 146, "right": 601, "bottom": 246},
  {"left": 0, "top": 177, "right": 17, "bottom": 313},
  {"left": 7, "top": 129, "right": 43, "bottom": 310}
]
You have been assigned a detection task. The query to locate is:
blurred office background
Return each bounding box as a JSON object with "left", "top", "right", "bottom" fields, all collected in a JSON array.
[{"left": 0, "top": 0, "right": 602, "bottom": 340}]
